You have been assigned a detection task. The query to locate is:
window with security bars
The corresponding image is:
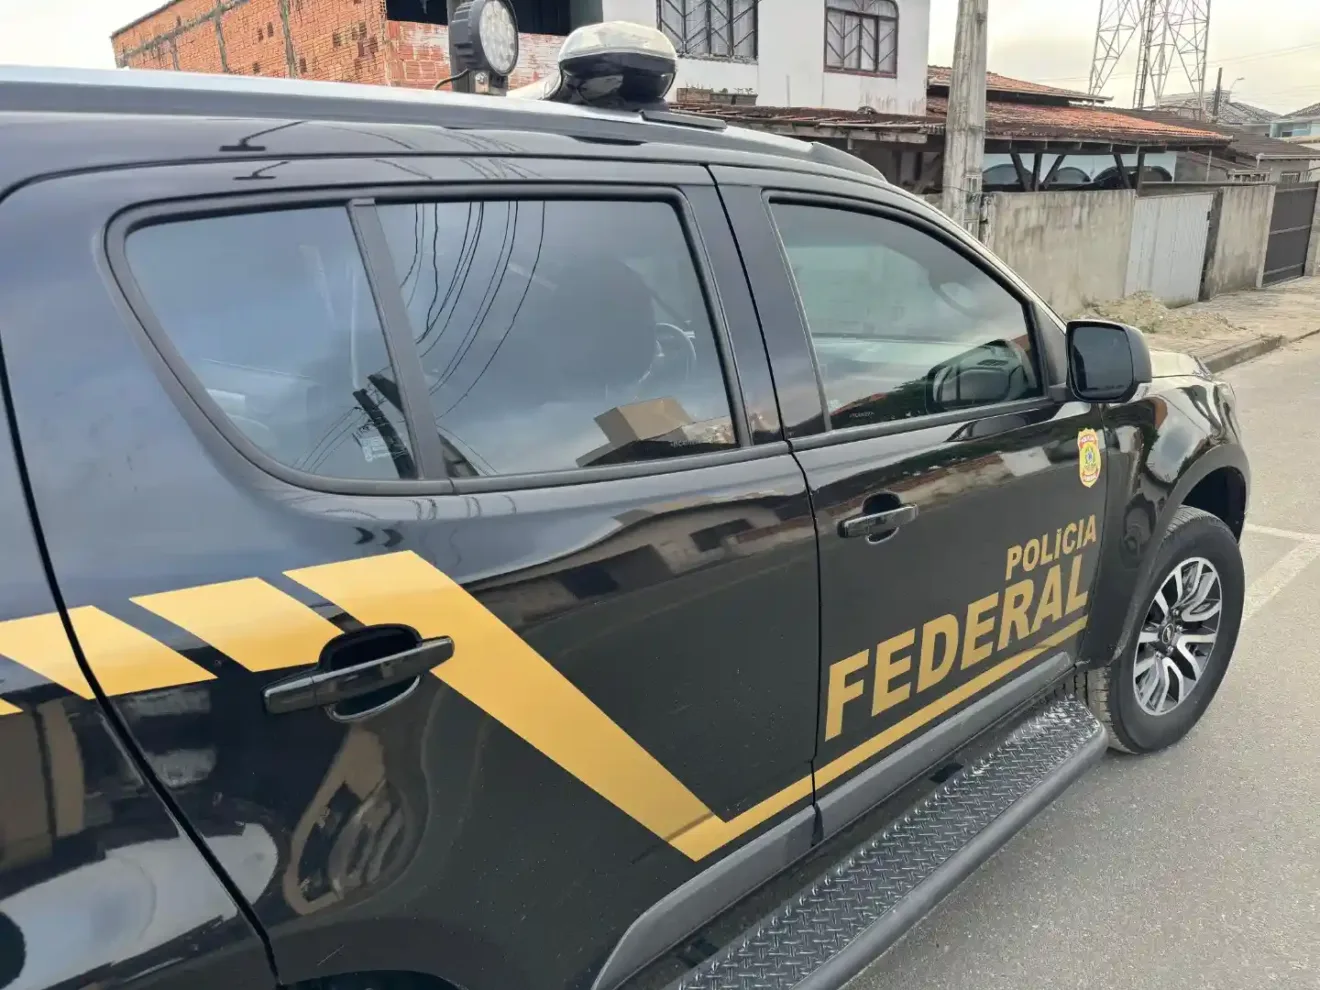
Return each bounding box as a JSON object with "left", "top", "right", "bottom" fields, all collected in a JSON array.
[
  {"left": 825, "top": 0, "right": 899, "bottom": 75},
  {"left": 657, "top": 0, "right": 757, "bottom": 60}
]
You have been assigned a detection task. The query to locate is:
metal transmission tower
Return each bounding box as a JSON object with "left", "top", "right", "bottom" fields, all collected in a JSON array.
[{"left": 1089, "top": 0, "right": 1211, "bottom": 110}]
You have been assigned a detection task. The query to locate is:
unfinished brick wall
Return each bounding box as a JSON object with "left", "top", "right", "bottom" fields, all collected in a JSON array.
[
  {"left": 383, "top": 18, "right": 561, "bottom": 89},
  {"left": 113, "top": 0, "right": 561, "bottom": 91},
  {"left": 112, "top": 0, "right": 390, "bottom": 85}
]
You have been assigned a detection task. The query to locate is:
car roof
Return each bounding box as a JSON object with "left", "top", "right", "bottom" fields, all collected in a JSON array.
[{"left": 0, "top": 64, "right": 885, "bottom": 187}]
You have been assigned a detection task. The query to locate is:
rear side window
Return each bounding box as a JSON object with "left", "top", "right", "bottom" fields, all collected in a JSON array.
[
  {"left": 376, "top": 198, "right": 736, "bottom": 477},
  {"left": 126, "top": 208, "right": 418, "bottom": 481}
]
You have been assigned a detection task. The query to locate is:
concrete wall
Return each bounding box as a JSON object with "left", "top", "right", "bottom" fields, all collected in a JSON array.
[
  {"left": 1202, "top": 184, "right": 1276, "bottom": 298},
  {"left": 1306, "top": 184, "right": 1320, "bottom": 277},
  {"left": 602, "top": 0, "right": 930, "bottom": 113},
  {"left": 982, "top": 190, "right": 1135, "bottom": 317}
]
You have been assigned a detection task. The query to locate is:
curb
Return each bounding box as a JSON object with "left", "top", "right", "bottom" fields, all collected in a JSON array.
[
  {"left": 1197, "top": 326, "right": 1320, "bottom": 373},
  {"left": 1199, "top": 334, "right": 1286, "bottom": 373}
]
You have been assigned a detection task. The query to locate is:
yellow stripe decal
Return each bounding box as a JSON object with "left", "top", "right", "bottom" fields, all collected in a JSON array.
[
  {"left": 134, "top": 577, "right": 341, "bottom": 672},
  {"left": 68, "top": 606, "right": 215, "bottom": 695},
  {"left": 671, "top": 775, "right": 814, "bottom": 860},
  {"left": 815, "top": 615, "right": 1088, "bottom": 789},
  {"left": 284, "top": 551, "right": 1088, "bottom": 861},
  {"left": 0, "top": 698, "right": 21, "bottom": 716},
  {"left": 0, "top": 607, "right": 213, "bottom": 699},
  {"left": 672, "top": 616, "right": 1088, "bottom": 859},
  {"left": 285, "top": 551, "right": 718, "bottom": 847},
  {"left": 0, "top": 611, "right": 97, "bottom": 698}
]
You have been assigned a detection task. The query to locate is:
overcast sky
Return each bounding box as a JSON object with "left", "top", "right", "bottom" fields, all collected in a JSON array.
[{"left": 1, "top": 0, "right": 1317, "bottom": 114}]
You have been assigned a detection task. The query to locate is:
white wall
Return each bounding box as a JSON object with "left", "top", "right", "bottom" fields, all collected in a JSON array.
[
  {"left": 600, "top": 0, "right": 930, "bottom": 113},
  {"left": 982, "top": 190, "right": 1136, "bottom": 317}
]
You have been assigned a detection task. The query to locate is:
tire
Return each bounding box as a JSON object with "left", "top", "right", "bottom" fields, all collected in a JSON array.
[{"left": 1063, "top": 505, "right": 1245, "bottom": 754}]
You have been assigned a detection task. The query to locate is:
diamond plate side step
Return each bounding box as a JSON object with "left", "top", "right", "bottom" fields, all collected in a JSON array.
[{"left": 671, "top": 700, "right": 1106, "bottom": 990}]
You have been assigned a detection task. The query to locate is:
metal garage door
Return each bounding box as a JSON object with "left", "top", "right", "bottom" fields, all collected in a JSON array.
[
  {"left": 1264, "top": 182, "right": 1319, "bottom": 285},
  {"left": 1125, "top": 193, "right": 1213, "bottom": 305}
]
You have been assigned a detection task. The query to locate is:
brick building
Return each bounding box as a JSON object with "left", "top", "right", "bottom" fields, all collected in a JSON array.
[{"left": 110, "top": 0, "right": 574, "bottom": 90}]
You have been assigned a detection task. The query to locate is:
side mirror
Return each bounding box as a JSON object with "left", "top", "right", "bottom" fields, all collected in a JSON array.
[{"left": 1066, "top": 319, "right": 1152, "bottom": 403}]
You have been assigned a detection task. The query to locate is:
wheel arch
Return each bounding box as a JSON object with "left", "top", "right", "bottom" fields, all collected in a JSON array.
[
  {"left": 1116, "top": 442, "right": 1250, "bottom": 661},
  {"left": 1180, "top": 464, "right": 1248, "bottom": 540}
]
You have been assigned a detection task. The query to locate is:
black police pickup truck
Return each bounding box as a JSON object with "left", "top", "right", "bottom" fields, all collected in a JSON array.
[{"left": 0, "top": 21, "right": 1248, "bottom": 990}]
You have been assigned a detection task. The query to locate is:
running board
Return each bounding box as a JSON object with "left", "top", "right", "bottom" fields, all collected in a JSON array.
[{"left": 669, "top": 700, "right": 1106, "bottom": 990}]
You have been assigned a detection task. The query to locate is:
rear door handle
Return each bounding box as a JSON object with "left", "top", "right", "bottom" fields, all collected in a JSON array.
[
  {"left": 838, "top": 504, "right": 919, "bottom": 540},
  {"left": 264, "top": 636, "right": 454, "bottom": 715}
]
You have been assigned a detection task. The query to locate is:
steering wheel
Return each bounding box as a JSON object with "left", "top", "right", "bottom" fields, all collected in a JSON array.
[{"left": 635, "top": 322, "right": 698, "bottom": 392}]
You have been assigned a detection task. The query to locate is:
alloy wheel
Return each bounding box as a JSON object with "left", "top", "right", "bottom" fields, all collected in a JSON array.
[{"left": 1133, "top": 556, "right": 1222, "bottom": 716}]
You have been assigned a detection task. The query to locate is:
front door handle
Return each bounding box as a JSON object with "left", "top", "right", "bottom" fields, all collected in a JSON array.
[
  {"left": 264, "top": 636, "right": 454, "bottom": 715},
  {"left": 838, "top": 504, "right": 919, "bottom": 540}
]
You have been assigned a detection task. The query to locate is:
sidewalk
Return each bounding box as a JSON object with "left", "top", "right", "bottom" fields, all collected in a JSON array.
[{"left": 1079, "top": 276, "right": 1320, "bottom": 373}]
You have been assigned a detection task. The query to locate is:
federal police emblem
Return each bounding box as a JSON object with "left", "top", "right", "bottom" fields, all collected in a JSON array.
[{"left": 1077, "top": 428, "right": 1102, "bottom": 488}]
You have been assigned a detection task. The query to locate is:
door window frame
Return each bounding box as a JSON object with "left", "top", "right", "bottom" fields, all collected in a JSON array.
[
  {"left": 759, "top": 190, "right": 1061, "bottom": 448},
  {"left": 108, "top": 183, "right": 768, "bottom": 496}
]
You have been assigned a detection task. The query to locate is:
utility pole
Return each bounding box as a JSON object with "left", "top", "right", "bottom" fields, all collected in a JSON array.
[
  {"left": 1210, "top": 66, "right": 1223, "bottom": 120},
  {"left": 942, "top": 0, "right": 988, "bottom": 234}
]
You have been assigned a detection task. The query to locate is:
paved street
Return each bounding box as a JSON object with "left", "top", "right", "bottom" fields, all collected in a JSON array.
[{"left": 851, "top": 334, "right": 1320, "bottom": 990}]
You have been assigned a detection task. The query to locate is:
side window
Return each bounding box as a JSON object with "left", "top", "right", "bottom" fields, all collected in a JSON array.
[
  {"left": 126, "top": 208, "right": 418, "bottom": 482},
  {"left": 770, "top": 202, "right": 1041, "bottom": 430},
  {"left": 376, "top": 198, "right": 737, "bottom": 477}
]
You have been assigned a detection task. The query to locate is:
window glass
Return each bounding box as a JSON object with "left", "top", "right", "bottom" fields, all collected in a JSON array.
[
  {"left": 825, "top": 0, "right": 898, "bottom": 74},
  {"left": 127, "top": 208, "right": 417, "bottom": 481},
  {"left": 377, "top": 198, "right": 736, "bottom": 477},
  {"left": 771, "top": 203, "right": 1040, "bottom": 430},
  {"left": 658, "top": 0, "right": 757, "bottom": 59}
]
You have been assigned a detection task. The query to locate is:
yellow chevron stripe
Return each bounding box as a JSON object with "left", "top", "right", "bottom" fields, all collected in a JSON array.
[
  {"left": 285, "top": 551, "right": 718, "bottom": 847},
  {"left": 283, "top": 551, "right": 1090, "bottom": 862},
  {"left": 0, "top": 607, "right": 213, "bottom": 700},
  {"left": 0, "top": 698, "right": 20, "bottom": 716},
  {"left": 133, "top": 577, "right": 341, "bottom": 672}
]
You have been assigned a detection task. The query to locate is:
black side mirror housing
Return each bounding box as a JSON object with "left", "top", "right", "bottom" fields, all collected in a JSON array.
[{"left": 1066, "top": 319, "right": 1153, "bottom": 403}]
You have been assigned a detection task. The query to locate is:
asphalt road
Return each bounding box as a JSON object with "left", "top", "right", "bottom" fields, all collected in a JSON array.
[{"left": 850, "top": 333, "right": 1320, "bottom": 990}]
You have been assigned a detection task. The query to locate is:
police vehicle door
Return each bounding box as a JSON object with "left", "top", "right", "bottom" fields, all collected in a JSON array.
[
  {"left": 0, "top": 156, "right": 821, "bottom": 990},
  {"left": 717, "top": 167, "right": 1107, "bottom": 835}
]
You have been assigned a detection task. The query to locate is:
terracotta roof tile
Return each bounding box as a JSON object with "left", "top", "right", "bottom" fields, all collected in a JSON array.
[
  {"left": 925, "top": 96, "right": 1230, "bottom": 146},
  {"left": 674, "top": 102, "right": 941, "bottom": 132},
  {"left": 927, "top": 66, "right": 1101, "bottom": 102}
]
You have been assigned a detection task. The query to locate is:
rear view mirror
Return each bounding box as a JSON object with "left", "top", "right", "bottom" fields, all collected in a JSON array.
[{"left": 1066, "top": 320, "right": 1152, "bottom": 403}]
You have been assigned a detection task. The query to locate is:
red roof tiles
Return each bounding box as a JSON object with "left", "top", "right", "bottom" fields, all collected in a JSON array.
[
  {"left": 927, "top": 66, "right": 1101, "bottom": 102},
  {"left": 926, "top": 96, "right": 1230, "bottom": 145}
]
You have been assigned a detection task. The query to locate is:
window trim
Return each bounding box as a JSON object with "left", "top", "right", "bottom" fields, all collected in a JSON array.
[
  {"left": 763, "top": 190, "right": 1051, "bottom": 447},
  {"left": 657, "top": 0, "right": 759, "bottom": 61},
  {"left": 107, "top": 184, "right": 755, "bottom": 496},
  {"left": 823, "top": 0, "right": 899, "bottom": 78}
]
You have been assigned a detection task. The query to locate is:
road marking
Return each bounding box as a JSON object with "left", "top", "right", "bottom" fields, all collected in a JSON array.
[
  {"left": 1243, "top": 541, "right": 1320, "bottom": 623},
  {"left": 1244, "top": 523, "right": 1320, "bottom": 544}
]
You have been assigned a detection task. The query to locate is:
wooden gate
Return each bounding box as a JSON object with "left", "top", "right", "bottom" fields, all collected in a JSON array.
[{"left": 1263, "top": 182, "right": 1319, "bottom": 285}]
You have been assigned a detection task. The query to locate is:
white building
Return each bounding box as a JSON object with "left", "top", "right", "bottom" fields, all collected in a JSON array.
[{"left": 591, "top": 0, "right": 931, "bottom": 115}]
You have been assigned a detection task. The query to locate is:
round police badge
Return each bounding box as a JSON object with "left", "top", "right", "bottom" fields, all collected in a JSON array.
[{"left": 1077, "top": 428, "right": 1102, "bottom": 488}]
